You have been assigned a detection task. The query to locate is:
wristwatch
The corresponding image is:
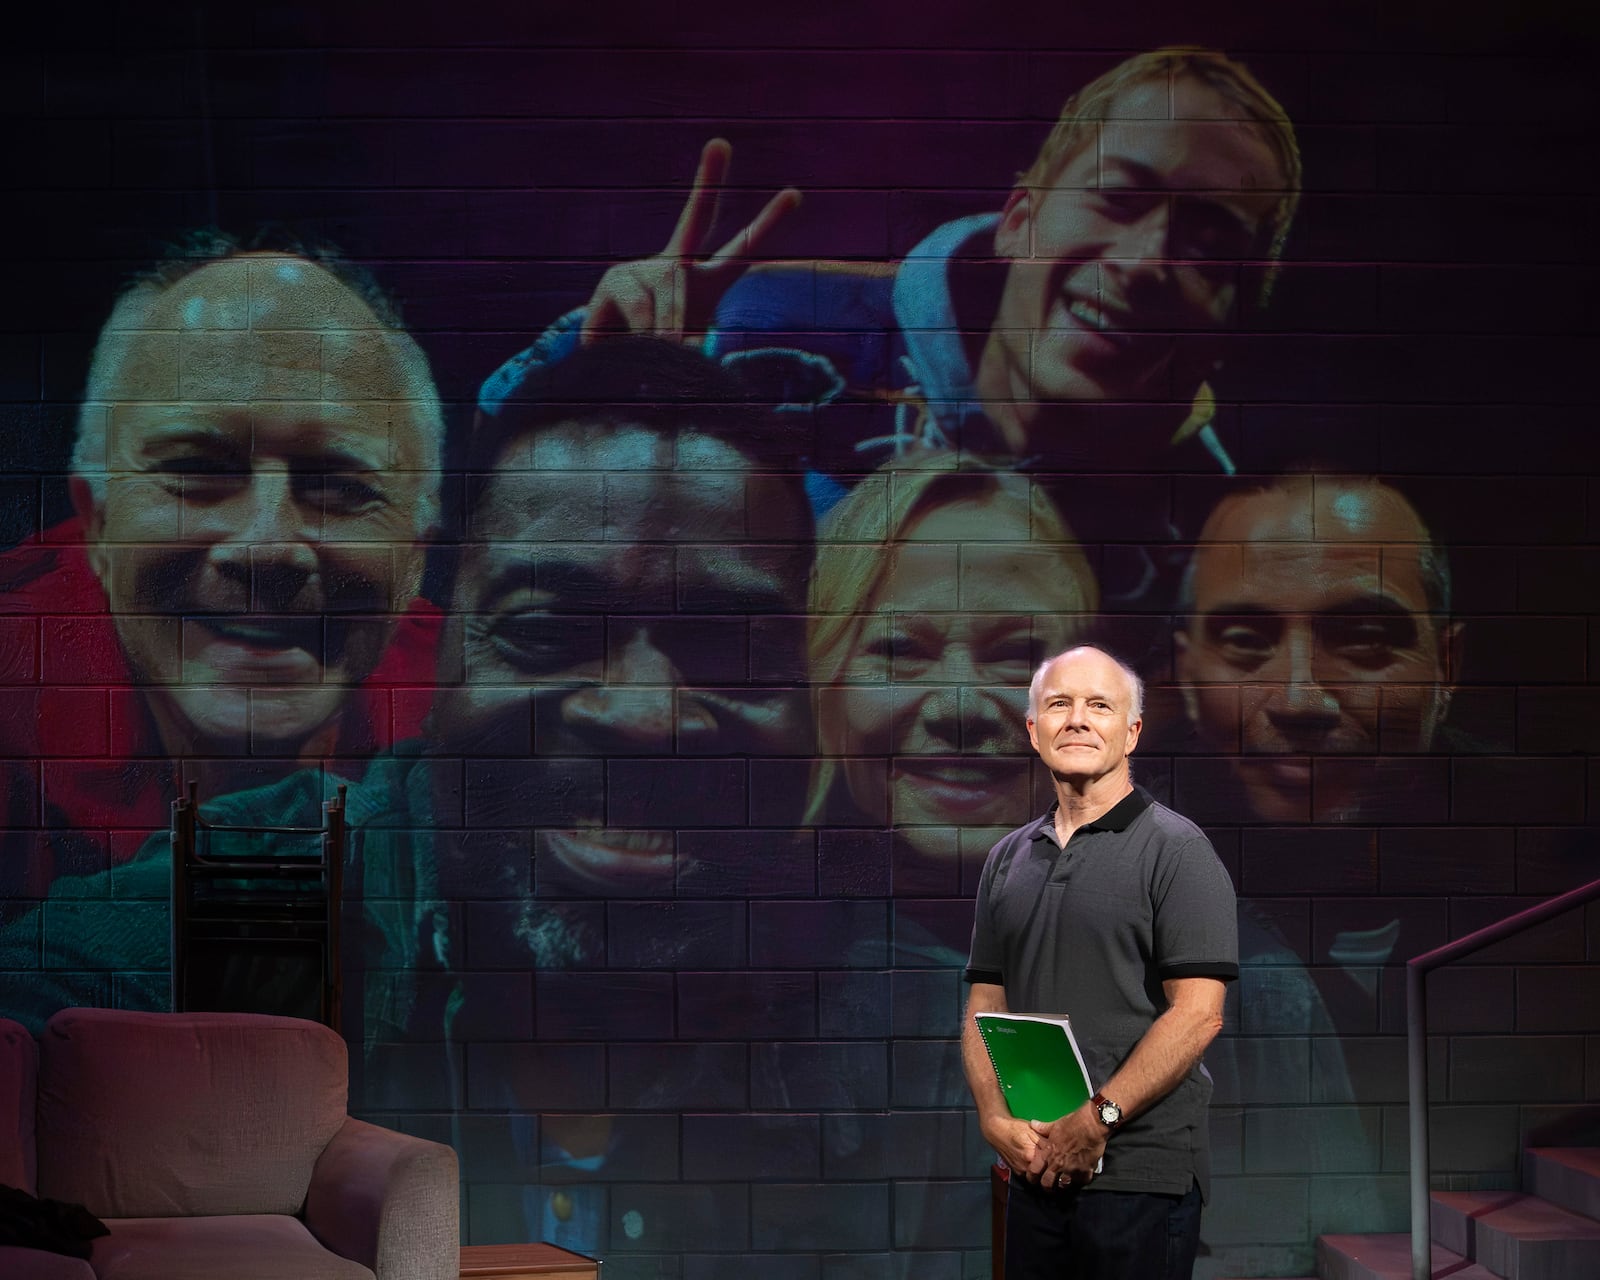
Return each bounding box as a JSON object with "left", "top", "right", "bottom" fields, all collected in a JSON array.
[{"left": 1091, "top": 1092, "right": 1123, "bottom": 1131}]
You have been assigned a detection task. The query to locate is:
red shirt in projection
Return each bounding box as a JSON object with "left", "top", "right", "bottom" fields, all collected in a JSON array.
[{"left": 0, "top": 516, "right": 440, "bottom": 895}]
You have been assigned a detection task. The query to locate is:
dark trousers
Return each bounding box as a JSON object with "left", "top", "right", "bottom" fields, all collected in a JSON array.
[{"left": 1004, "top": 1176, "right": 1202, "bottom": 1280}]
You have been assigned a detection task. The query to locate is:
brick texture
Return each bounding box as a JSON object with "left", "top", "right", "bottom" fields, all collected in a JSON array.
[{"left": 2, "top": 7, "right": 1595, "bottom": 1280}]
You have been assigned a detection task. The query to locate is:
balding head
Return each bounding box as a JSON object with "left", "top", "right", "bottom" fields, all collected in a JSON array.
[
  {"left": 1029, "top": 645, "right": 1144, "bottom": 726},
  {"left": 66, "top": 247, "right": 444, "bottom": 755},
  {"left": 1025, "top": 645, "right": 1145, "bottom": 789},
  {"left": 73, "top": 249, "right": 443, "bottom": 534},
  {"left": 1179, "top": 475, "right": 1450, "bottom": 622}
]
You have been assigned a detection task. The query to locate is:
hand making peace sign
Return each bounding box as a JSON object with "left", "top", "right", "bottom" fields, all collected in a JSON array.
[{"left": 579, "top": 137, "right": 802, "bottom": 347}]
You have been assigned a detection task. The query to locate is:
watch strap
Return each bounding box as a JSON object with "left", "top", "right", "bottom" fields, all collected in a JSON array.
[{"left": 1091, "top": 1091, "right": 1122, "bottom": 1129}]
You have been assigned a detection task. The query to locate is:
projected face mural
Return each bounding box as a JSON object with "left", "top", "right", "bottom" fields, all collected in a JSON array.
[
  {"left": 809, "top": 475, "right": 1097, "bottom": 865},
  {"left": 981, "top": 72, "right": 1286, "bottom": 454},
  {"left": 1176, "top": 477, "right": 1457, "bottom": 822},
  {"left": 11, "top": 23, "right": 1599, "bottom": 1280},
  {"left": 433, "top": 413, "right": 811, "bottom": 895},
  {"left": 70, "top": 253, "right": 437, "bottom": 755}
]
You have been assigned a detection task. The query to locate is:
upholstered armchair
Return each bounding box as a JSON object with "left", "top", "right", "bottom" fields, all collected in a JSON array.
[{"left": 0, "top": 1008, "right": 457, "bottom": 1280}]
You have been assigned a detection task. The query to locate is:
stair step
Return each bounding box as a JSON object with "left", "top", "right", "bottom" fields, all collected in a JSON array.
[
  {"left": 1316, "top": 1233, "right": 1500, "bottom": 1280},
  {"left": 1431, "top": 1189, "right": 1600, "bottom": 1280},
  {"left": 1524, "top": 1148, "right": 1600, "bottom": 1222}
]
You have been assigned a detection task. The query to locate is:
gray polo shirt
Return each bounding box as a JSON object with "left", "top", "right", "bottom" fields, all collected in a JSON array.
[{"left": 965, "top": 785, "right": 1238, "bottom": 1199}]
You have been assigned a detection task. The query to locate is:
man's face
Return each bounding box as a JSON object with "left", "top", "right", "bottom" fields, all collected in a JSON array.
[
  {"left": 1175, "top": 481, "right": 1454, "bottom": 822},
  {"left": 433, "top": 421, "right": 811, "bottom": 893},
  {"left": 75, "top": 254, "right": 434, "bottom": 753},
  {"left": 830, "top": 495, "right": 1094, "bottom": 856},
  {"left": 983, "top": 75, "right": 1284, "bottom": 449},
  {"left": 1025, "top": 648, "right": 1142, "bottom": 786}
]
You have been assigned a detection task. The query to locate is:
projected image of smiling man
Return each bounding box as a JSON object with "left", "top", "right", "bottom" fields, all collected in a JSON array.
[
  {"left": 1175, "top": 475, "right": 1459, "bottom": 823},
  {"left": 977, "top": 49, "right": 1297, "bottom": 461},
  {"left": 70, "top": 246, "right": 441, "bottom": 758},
  {"left": 436, "top": 337, "right": 813, "bottom": 894}
]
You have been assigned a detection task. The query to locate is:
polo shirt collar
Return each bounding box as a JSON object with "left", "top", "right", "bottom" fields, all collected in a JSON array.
[{"left": 1029, "top": 785, "right": 1154, "bottom": 842}]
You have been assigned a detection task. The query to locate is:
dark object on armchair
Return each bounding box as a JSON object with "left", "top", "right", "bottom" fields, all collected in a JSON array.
[
  {"left": 0, "top": 1007, "right": 458, "bottom": 1280},
  {"left": 0, "top": 1182, "right": 108, "bottom": 1258},
  {"left": 170, "top": 781, "right": 347, "bottom": 1029}
]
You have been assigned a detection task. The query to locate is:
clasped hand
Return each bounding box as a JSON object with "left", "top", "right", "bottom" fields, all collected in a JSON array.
[{"left": 1026, "top": 1104, "right": 1107, "bottom": 1191}]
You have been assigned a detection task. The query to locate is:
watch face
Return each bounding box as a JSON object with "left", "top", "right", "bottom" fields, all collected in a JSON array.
[{"left": 1098, "top": 1100, "right": 1121, "bottom": 1125}]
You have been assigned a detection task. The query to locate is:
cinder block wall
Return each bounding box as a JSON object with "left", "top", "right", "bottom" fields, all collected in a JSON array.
[{"left": 2, "top": 5, "right": 1596, "bottom": 1278}]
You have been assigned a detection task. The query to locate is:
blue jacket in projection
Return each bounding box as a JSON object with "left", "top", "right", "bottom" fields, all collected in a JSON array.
[{"left": 480, "top": 213, "right": 1237, "bottom": 517}]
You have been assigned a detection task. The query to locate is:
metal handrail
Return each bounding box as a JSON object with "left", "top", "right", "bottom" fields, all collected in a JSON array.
[{"left": 1406, "top": 874, "right": 1600, "bottom": 1280}]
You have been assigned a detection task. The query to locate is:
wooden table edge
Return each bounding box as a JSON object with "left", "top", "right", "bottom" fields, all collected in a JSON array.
[{"left": 459, "top": 1242, "right": 600, "bottom": 1277}]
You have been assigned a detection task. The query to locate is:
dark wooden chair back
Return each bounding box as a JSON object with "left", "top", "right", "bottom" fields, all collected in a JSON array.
[{"left": 170, "top": 781, "right": 346, "bottom": 1030}]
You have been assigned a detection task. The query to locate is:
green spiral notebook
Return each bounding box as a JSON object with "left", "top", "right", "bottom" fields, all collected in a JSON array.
[{"left": 974, "top": 1011, "right": 1096, "bottom": 1123}]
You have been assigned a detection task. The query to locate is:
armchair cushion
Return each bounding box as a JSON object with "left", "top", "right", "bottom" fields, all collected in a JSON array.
[
  {"left": 37, "top": 1009, "right": 347, "bottom": 1218},
  {"left": 305, "top": 1117, "right": 459, "bottom": 1280},
  {"left": 0, "top": 1245, "right": 94, "bottom": 1280},
  {"left": 0, "top": 1016, "right": 37, "bottom": 1192},
  {"left": 92, "top": 1216, "right": 375, "bottom": 1280}
]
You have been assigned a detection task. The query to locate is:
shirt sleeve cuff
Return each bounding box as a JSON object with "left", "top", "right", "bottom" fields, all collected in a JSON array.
[
  {"left": 1160, "top": 961, "right": 1239, "bottom": 982},
  {"left": 963, "top": 967, "right": 1004, "bottom": 986}
]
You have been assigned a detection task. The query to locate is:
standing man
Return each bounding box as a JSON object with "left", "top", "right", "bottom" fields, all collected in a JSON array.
[{"left": 962, "top": 646, "right": 1237, "bottom": 1278}]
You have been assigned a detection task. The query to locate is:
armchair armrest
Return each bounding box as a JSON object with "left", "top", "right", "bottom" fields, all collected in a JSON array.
[{"left": 305, "top": 1117, "right": 458, "bottom": 1280}]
